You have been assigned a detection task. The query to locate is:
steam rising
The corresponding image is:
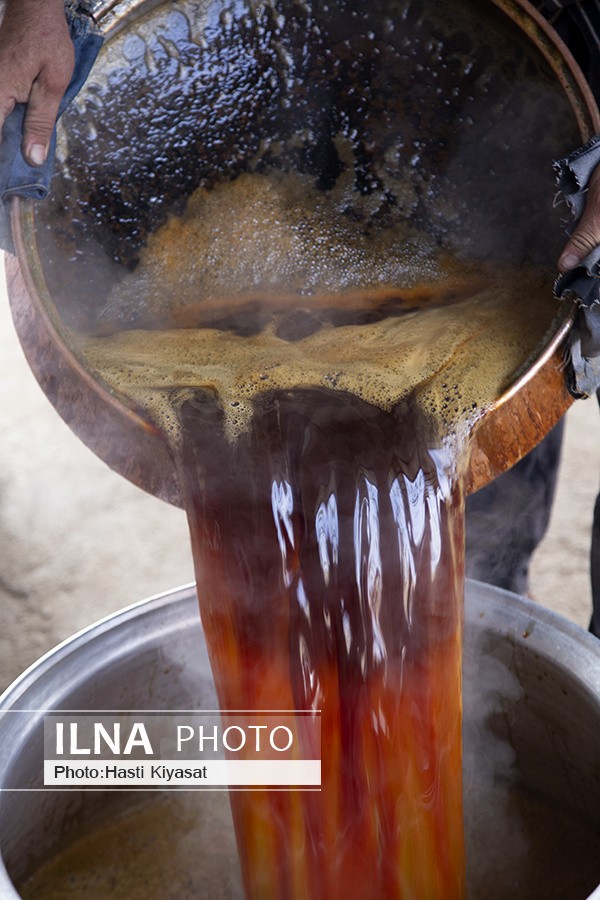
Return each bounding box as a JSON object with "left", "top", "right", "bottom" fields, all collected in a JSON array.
[{"left": 462, "top": 622, "right": 528, "bottom": 896}]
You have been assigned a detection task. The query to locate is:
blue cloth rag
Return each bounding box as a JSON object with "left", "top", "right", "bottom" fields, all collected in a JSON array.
[
  {"left": 0, "top": 0, "right": 103, "bottom": 252},
  {"left": 554, "top": 134, "right": 600, "bottom": 397}
]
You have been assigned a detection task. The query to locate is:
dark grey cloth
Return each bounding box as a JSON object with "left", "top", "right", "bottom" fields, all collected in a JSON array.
[
  {"left": 531, "top": 0, "right": 600, "bottom": 396},
  {"left": 554, "top": 138, "right": 600, "bottom": 396}
]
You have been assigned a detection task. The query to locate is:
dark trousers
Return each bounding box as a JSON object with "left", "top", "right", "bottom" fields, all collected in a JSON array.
[
  {"left": 466, "top": 413, "right": 600, "bottom": 637},
  {"left": 589, "top": 394, "right": 600, "bottom": 636},
  {"left": 465, "top": 419, "right": 565, "bottom": 598},
  {"left": 590, "top": 489, "right": 600, "bottom": 636}
]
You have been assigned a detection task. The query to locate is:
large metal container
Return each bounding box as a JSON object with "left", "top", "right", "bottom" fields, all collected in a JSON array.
[
  {"left": 6, "top": 0, "right": 600, "bottom": 502},
  {"left": 1, "top": 581, "right": 600, "bottom": 899}
]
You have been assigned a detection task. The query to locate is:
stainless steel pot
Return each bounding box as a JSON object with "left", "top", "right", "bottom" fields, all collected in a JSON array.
[{"left": 1, "top": 580, "right": 600, "bottom": 899}]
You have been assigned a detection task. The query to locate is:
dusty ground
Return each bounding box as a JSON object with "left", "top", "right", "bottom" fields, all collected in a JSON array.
[
  {"left": 1, "top": 256, "right": 599, "bottom": 694},
  {"left": 529, "top": 394, "right": 600, "bottom": 626},
  {"left": 0, "top": 260, "right": 194, "bottom": 693}
]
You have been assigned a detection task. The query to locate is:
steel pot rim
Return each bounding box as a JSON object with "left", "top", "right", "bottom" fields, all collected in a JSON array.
[{"left": 1, "top": 579, "right": 600, "bottom": 898}]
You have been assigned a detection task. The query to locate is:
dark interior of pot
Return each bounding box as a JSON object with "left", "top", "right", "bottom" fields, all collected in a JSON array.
[
  {"left": 1, "top": 583, "right": 600, "bottom": 900},
  {"left": 35, "top": 0, "right": 582, "bottom": 331}
]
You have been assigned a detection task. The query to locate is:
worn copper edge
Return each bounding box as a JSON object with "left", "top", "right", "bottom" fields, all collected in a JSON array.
[{"left": 10, "top": 196, "right": 161, "bottom": 439}]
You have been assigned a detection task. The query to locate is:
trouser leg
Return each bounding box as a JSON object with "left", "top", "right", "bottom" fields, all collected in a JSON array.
[
  {"left": 465, "top": 419, "right": 565, "bottom": 596},
  {"left": 589, "top": 393, "right": 600, "bottom": 637},
  {"left": 589, "top": 493, "right": 600, "bottom": 637}
]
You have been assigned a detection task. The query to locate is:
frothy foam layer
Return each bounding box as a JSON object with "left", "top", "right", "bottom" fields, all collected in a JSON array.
[
  {"left": 74, "top": 170, "right": 560, "bottom": 443},
  {"left": 79, "top": 279, "right": 558, "bottom": 444},
  {"left": 93, "top": 167, "right": 487, "bottom": 331}
]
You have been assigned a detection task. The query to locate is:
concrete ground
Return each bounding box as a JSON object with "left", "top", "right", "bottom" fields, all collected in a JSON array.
[
  {"left": 0, "top": 259, "right": 195, "bottom": 694},
  {"left": 1, "top": 256, "right": 599, "bottom": 694}
]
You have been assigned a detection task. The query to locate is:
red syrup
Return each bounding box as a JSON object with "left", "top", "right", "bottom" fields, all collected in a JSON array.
[{"left": 174, "top": 387, "right": 467, "bottom": 899}]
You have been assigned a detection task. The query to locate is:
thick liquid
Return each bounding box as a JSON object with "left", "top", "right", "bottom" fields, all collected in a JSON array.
[{"left": 176, "top": 391, "right": 467, "bottom": 898}]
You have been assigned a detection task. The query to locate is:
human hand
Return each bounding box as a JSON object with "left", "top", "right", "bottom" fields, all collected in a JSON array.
[
  {"left": 0, "top": 0, "right": 74, "bottom": 167},
  {"left": 558, "top": 163, "right": 600, "bottom": 272}
]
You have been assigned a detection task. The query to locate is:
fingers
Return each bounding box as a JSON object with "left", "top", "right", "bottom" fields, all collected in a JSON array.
[
  {"left": 558, "top": 165, "right": 600, "bottom": 272},
  {"left": 0, "top": 44, "right": 28, "bottom": 142},
  {"left": 21, "top": 52, "right": 74, "bottom": 166},
  {"left": 0, "top": 94, "right": 16, "bottom": 144},
  {"left": 0, "top": 0, "right": 74, "bottom": 166}
]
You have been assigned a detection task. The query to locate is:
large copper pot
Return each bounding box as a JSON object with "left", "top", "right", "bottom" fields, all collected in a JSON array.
[{"left": 6, "top": 0, "right": 599, "bottom": 504}]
